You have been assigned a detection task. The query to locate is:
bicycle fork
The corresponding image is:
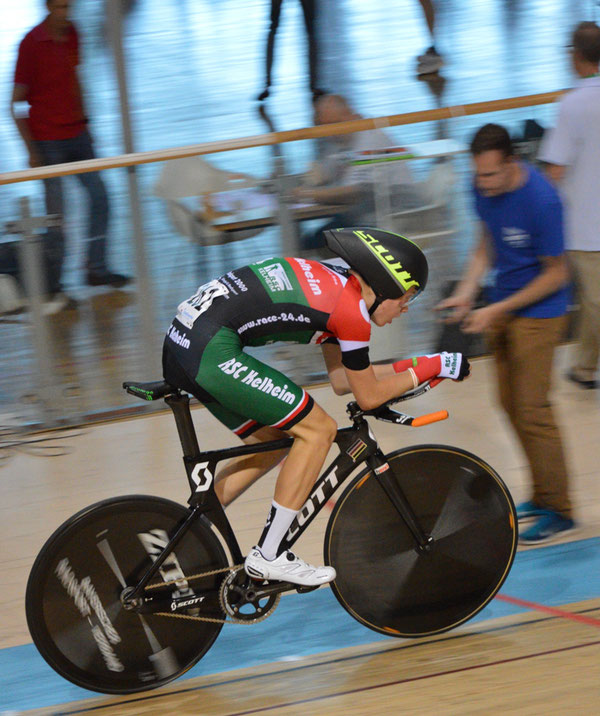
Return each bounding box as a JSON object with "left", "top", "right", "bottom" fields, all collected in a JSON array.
[{"left": 367, "top": 450, "right": 433, "bottom": 553}]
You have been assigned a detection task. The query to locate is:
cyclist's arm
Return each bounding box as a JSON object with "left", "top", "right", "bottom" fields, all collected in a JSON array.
[{"left": 321, "top": 343, "right": 413, "bottom": 406}]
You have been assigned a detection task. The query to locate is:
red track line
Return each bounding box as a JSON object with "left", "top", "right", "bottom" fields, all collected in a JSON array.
[
  {"left": 222, "top": 640, "right": 600, "bottom": 716},
  {"left": 495, "top": 593, "right": 600, "bottom": 628}
]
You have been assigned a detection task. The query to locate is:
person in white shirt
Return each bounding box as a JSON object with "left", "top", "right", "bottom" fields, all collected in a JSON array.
[{"left": 539, "top": 21, "right": 600, "bottom": 389}]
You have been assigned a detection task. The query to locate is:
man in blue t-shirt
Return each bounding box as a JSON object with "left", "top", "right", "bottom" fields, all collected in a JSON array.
[{"left": 437, "top": 123, "right": 574, "bottom": 543}]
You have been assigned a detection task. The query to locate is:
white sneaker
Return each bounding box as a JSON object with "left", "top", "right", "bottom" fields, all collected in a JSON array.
[{"left": 244, "top": 547, "right": 336, "bottom": 587}]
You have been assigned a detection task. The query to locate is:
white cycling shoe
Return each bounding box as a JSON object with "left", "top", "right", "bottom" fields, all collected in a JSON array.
[{"left": 244, "top": 547, "right": 336, "bottom": 587}]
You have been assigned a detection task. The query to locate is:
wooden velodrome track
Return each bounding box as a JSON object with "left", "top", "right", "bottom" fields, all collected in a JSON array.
[{"left": 2, "top": 347, "right": 599, "bottom": 714}]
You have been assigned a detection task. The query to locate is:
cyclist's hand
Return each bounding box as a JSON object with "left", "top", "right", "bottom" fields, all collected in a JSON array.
[{"left": 436, "top": 352, "right": 470, "bottom": 381}]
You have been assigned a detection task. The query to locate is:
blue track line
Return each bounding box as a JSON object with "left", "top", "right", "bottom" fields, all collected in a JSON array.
[{"left": 2, "top": 536, "right": 599, "bottom": 712}]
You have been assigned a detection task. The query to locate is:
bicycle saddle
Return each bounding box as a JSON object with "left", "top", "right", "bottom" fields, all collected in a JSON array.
[{"left": 122, "top": 380, "right": 177, "bottom": 401}]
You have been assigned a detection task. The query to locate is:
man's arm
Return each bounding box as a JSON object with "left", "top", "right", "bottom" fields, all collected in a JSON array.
[
  {"left": 435, "top": 225, "right": 490, "bottom": 322},
  {"left": 10, "top": 84, "right": 41, "bottom": 167},
  {"left": 544, "top": 163, "right": 567, "bottom": 185},
  {"left": 462, "top": 254, "right": 570, "bottom": 333}
]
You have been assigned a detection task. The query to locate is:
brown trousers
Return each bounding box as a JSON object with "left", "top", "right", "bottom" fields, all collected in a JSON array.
[
  {"left": 487, "top": 315, "right": 571, "bottom": 517},
  {"left": 568, "top": 250, "right": 600, "bottom": 381}
]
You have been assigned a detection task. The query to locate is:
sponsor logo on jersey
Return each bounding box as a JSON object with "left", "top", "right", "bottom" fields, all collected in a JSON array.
[
  {"left": 353, "top": 230, "right": 421, "bottom": 291},
  {"left": 258, "top": 263, "right": 293, "bottom": 292},
  {"left": 295, "top": 257, "right": 322, "bottom": 296},
  {"left": 217, "top": 358, "right": 296, "bottom": 404},
  {"left": 237, "top": 311, "right": 311, "bottom": 335},
  {"left": 168, "top": 325, "right": 191, "bottom": 349},
  {"left": 502, "top": 227, "right": 531, "bottom": 247},
  {"left": 226, "top": 271, "right": 248, "bottom": 293}
]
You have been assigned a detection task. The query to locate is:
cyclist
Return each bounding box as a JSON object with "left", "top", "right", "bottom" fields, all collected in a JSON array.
[{"left": 162, "top": 227, "right": 470, "bottom": 587}]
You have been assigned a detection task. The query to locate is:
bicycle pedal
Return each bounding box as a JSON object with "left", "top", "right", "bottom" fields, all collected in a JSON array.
[{"left": 295, "top": 584, "right": 320, "bottom": 593}]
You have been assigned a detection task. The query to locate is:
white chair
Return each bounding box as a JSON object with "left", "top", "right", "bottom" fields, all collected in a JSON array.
[
  {"left": 386, "top": 161, "right": 457, "bottom": 246},
  {"left": 153, "top": 157, "right": 263, "bottom": 247}
]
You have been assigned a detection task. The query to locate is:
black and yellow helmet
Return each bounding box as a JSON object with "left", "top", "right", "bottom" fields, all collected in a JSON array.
[{"left": 324, "top": 227, "right": 428, "bottom": 305}]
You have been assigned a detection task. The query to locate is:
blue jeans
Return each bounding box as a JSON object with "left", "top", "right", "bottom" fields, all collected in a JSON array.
[{"left": 34, "top": 129, "right": 109, "bottom": 293}]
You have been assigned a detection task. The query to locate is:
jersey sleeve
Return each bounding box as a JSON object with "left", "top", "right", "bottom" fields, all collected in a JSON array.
[
  {"left": 14, "top": 36, "right": 33, "bottom": 88},
  {"left": 533, "top": 189, "right": 565, "bottom": 257},
  {"left": 327, "top": 279, "right": 371, "bottom": 370}
]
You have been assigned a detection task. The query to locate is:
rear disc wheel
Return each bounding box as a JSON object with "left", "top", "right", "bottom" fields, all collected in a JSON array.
[{"left": 26, "top": 495, "right": 229, "bottom": 694}]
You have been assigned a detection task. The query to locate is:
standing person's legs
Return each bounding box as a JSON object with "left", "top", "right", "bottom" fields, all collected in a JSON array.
[
  {"left": 568, "top": 250, "right": 600, "bottom": 383},
  {"left": 487, "top": 320, "right": 518, "bottom": 427},
  {"left": 418, "top": 0, "right": 435, "bottom": 40},
  {"left": 299, "top": 0, "right": 320, "bottom": 93},
  {"left": 505, "top": 316, "right": 571, "bottom": 517},
  {"left": 416, "top": 0, "right": 443, "bottom": 75},
  {"left": 259, "top": 0, "right": 284, "bottom": 99},
  {"left": 34, "top": 139, "right": 68, "bottom": 295},
  {"left": 69, "top": 131, "right": 110, "bottom": 276}
]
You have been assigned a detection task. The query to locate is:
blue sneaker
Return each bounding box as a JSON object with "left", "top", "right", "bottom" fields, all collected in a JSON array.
[
  {"left": 519, "top": 510, "right": 576, "bottom": 544},
  {"left": 515, "top": 500, "right": 546, "bottom": 519}
]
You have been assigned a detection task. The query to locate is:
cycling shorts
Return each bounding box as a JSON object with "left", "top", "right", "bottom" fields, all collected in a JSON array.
[{"left": 163, "top": 325, "right": 314, "bottom": 438}]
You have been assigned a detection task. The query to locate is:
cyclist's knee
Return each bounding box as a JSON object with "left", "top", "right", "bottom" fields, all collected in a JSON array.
[{"left": 289, "top": 403, "right": 337, "bottom": 446}]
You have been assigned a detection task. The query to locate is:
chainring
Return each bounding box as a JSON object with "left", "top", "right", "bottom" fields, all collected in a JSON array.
[{"left": 219, "top": 566, "right": 281, "bottom": 624}]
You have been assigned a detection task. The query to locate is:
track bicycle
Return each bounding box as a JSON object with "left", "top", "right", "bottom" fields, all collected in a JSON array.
[{"left": 26, "top": 378, "right": 517, "bottom": 694}]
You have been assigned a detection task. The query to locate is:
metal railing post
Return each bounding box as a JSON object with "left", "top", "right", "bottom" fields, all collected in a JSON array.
[
  {"left": 106, "top": 0, "right": 160, "bottom": 373},
  {"left": 7, "top": 197, "right": 63, "bottom": 426}
]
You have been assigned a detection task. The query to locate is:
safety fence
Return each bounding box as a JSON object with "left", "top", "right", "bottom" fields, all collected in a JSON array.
[{"left": 0, "top": 90, "right": 563, "bottom": 427}]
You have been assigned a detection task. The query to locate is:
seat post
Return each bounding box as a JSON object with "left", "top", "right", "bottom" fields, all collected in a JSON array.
[{"left": 165, "top": 393, "right": 201, "bottom": 460}]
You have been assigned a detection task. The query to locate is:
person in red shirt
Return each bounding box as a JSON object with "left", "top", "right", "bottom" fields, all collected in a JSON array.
[{"left": 11, "top": 0, "right": 129, "bottom": 299}]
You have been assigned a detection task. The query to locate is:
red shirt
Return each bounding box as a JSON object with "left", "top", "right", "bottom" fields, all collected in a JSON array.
[{"left": 14, "top": 19, "right": 86, "bottom": 140}]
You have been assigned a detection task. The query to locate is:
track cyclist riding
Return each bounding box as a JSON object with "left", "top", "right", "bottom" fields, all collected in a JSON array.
[{"left": 162, "top": 227, "right": 471, "bottom": 586}]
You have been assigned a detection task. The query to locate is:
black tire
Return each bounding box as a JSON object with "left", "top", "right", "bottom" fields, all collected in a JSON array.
[
  {"left": 26, "top": 495, "right": 229, "bottom": 694},
  {"left": 325, "top": 446, "right": 517, "bottom": 637}
]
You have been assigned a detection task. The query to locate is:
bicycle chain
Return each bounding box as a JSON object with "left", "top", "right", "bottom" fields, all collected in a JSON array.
[
  {"left": 144, "top": 564, "right": 243, "bottom": 590},
  {"left": 145, "top": 564, "right": 277, "bottom": 625}
]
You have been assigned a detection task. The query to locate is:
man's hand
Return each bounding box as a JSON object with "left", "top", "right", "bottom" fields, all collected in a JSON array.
[
  {"left": 461, "top": 303, "right": 506, "bottom": 334},
  {"left": 28, "top": 149, "right": 42, "bottom": 168},
  {"left": 435, "top": 294, "right": 473, "bottom": 324}
]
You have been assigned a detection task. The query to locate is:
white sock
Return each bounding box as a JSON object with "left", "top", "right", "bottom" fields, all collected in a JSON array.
[{"left": 257, "top": 500, "right": 298, "bottom": 561}]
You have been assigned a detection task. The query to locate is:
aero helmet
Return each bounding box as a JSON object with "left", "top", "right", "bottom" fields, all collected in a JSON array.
[{"left": 324, "top": 227, "right": 428, "bottom": 311}]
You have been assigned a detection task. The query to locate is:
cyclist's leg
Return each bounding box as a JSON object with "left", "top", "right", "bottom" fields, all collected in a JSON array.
[
  {"left": 191, "top": 327, "right": 337, "bottom": 584},
  {"left": 214, "top": 425, "right": 290, "bottom": 507},
  {"left": 163, "top": 340, "right": 288, "bottom": 505},
  {"left": 272, "top": 402, "right": 337, "bottom": 509}
]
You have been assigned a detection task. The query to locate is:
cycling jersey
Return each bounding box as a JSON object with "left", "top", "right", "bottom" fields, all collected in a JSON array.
[{"left": 163, "top": 257, "right": 372, "bottom": 436}]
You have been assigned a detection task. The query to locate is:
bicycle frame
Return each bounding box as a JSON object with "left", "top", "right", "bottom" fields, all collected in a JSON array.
[{"left": 127, "top": 388, "right": 438, "bottom": 604}]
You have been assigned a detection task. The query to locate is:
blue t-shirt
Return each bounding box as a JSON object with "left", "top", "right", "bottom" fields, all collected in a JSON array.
[{"left": 473, "top": 164, "right": 569, "bottom": 318}]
